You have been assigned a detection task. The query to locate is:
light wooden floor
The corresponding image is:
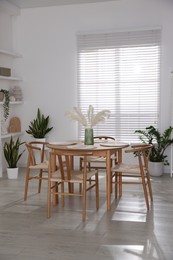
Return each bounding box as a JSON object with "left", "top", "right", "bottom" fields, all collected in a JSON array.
[{"left": 0, "top": 168, "right": 173, "bottom": 260}]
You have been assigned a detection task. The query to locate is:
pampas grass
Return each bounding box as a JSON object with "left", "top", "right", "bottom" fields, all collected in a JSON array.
[{"left": 65, "top": 105, "right": 111, "bottom": 128}]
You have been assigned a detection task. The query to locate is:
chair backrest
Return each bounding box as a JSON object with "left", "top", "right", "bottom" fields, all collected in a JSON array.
[
  {"left": 49, "top": 149, "right": 94, "bottom": 180},
  {"left": 26, "top": 141, "right": 49, "bottom": 166},
  {"left": 125, "top": 144, "right": 152, "bottom": 169},
  {"left": 94, "top": 136, "right": 115, "bottom": 141}
]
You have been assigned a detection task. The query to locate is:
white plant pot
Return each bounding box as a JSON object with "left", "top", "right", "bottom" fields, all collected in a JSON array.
[
  {"left": 34, "top": 138, "right": 46, "bottom": 148},
  {"left": 148, "top": 161, "right": 163, "bottom": 177},
  {"left": 7, "top": 167, "right": 18, "bottom": 179}
]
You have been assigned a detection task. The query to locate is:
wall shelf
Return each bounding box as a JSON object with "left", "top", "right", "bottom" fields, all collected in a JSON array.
[
  {"left": 1, "top": 131, "right": 24, "bottom": 140},
  {"left": 0, "top": 75, "right": 22, "bottom": 81},
  {"left": 0, "top": 49, "right": 22, "bottom": 58},
  {"left": 0, "top": 101, "right": 23, "bottom": 105}
]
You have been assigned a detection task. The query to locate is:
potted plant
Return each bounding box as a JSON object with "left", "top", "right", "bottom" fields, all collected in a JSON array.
[
  {"left": 135, "top": 126, "right": 173, "bottom": 176},
  {"left": 3, "top": 136, "right": 25, "bottom": 179},
  {"left": 0, "top": 89, "right": 10, "bottom": 120},
  {"left": 26, "top": 108, "right": 53, "bottom": 140}
]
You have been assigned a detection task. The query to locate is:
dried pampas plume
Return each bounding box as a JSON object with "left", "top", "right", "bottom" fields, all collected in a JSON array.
[{"left": 65, "top": 105, "right": 111, "bottom": 128}]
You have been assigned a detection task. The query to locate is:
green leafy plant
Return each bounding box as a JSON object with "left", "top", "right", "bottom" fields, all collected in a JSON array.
[
  {"left": 135, "top": 126, "right": 173, "bottom": 165},
  {"left": 4, "top": 137, "right": 25, "bottom": 168},
  {"left": 26, "top": 108, "right": 53, "bottom": 138},
  {"left": 0, "top": 89, "right": 10, "bottom": 120}
]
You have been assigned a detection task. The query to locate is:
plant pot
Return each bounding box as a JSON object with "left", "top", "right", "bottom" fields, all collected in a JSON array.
[
  {"left": 148, "top": 161, "right": 163, "bottom": 177},
  {"left": 7, "top": 167, "right": 18, "bottom": 179},
  {"left": 34, "top": 138, "right": 46, "bottom": 148}
]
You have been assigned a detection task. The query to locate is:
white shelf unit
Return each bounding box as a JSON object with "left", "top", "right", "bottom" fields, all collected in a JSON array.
[
  {"left": 0, "top": 101, "right": 23, "bottom": 105},
  {"left": 0, "top": 75, "right": 22, "bottom": 81},
  {"left": 0, "top": 49, "right": 23, "bottom": 177},
  {"left": 1, "top": 131, "right": 24, "bottom": 140}
]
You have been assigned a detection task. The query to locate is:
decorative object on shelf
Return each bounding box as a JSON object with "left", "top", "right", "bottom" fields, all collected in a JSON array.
[
  {"left": 3, "top": 136, "right": 25, "bottom": 179},
  {"left": 135, "top": 125, "right": 173, "bottom": 176},
  {"left": 9, "top": 96, "right": 15, "bottom": 102},
  {"left": 0, "top": 89, "right": 10, "bottom": 120},
  {"left": 0, "top": 67, "right": 11, "bottom": 77},
  {"left": 8, "top": 117, "right": 21, "bottom": 133},
  {"left": 11, "top": 86, "right": 22, "bottom": 101},
  {"left": 65, "top": 105, "right": 111, "bottom": 145},
  {"left": 26, "top": 108, "right": 53, "bottom": 138}
]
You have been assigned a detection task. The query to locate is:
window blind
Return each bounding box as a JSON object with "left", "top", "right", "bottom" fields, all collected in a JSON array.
[{"left": 77, "top": 29, "right": 161, "bottom": 142}]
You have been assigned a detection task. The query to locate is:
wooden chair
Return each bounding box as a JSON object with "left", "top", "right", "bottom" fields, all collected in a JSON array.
[
  {"left": 111, "top": 144, "right": 153, "bottom": 210},
  {"left": 48, "top": 150, "right": 99, "bottom": 222},
  {"left": 24, "top": 141, "right": 49, "bottom": 201},
  {"left": 80, "top": 136, "right": 117, "bottom": 192},
  {"left": 80, "top": 136, "right": 117, "bottom": 171}
]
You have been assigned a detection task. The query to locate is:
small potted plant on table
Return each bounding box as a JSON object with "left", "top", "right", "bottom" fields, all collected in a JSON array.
[{"left": 3, "top": 136, "right": 25, "bottom": 179}]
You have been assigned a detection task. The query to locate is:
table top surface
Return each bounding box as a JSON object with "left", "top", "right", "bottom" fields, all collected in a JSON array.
[{"left": 47, "top": 140, "right": 129, "bottom": 151}]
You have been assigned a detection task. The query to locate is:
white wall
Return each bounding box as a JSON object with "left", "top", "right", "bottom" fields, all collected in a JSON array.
[{"left": 4, "top": 0, "right": 173, "bottom": 170}]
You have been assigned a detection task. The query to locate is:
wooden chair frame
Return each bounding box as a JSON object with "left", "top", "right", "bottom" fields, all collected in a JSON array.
[
  {"left": 111, "top": 144, "right": 153, "bottom": 210},
  {"left": 48, "top": 150, "right": 99, "bottom": 222},
  {"left": 24, "top": 141, "right": 49, "bottom": 201}
]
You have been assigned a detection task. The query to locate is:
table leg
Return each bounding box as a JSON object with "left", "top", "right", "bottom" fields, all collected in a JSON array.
[
  {"left": 51, "top": 152, "right": 59, "bottom": 206},
  {"left": 117, "top": 149, "right": 122, "bottom": 197},
  {"left": 106, "top": 150, "right": 111, "bottom": 210}
]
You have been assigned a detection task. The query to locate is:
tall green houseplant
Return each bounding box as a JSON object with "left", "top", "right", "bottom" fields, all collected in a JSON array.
[
  {"left": 135, "top": 125, "right": 173, "bottom": 165},
  {"left": 26, "top": 108, "right": 53, "bottom": 138}
]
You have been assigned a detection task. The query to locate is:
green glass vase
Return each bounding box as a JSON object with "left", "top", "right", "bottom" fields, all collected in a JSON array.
[{"left": 84, "top": 128, "right": 94, "bottom": 145}]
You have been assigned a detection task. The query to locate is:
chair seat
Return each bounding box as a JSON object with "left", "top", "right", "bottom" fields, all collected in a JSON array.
[
  {"left": 112, "top": 163, "right": 141, "bottom": 174},
  {"left": 29, "top": 160, "right": 49, "bottom": 170},
  {"left": 85, "top": 153, "right": 117, "bottom": 163},
  {"left": 51, "top": 169, "right": 97, "bottom": 183}
]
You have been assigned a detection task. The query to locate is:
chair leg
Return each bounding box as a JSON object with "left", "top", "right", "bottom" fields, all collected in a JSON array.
[
  {"left": 114, "top": 173, "right": 122, "bottom": 198},
  {"left": 47, "top": 180, "right": 51, "bottom": 218},
  {"left": 146, "top": 173, "right": 153, "bottom": 202},
  {"left": 82, "top": 180, "right": 87, "bottom": 222},
  {"left": 95, "top": 172, "right": 99, "bottom": 209},
  {"left": 38, "top": 169, "right": 43, "bottom": 193},
  {"left": 119, "top": 173, "right": 122, "bottom": 197},
  {"left": 24, "top": 168, "right": 30, "bottom": 201},
  {"left": 61, "top": 182, "right": 65, "bottom": 207},
  {"left": 115, "top": 173, "right": 118, "bottom": 198},
  {"left": 141, "top": 175, "right": 150, "bottom": 210}
]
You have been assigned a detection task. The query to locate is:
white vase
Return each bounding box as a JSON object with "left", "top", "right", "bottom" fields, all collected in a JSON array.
[
  {"left": 148, "top": 161, "right": 163, "bottom": 177},
  {"left": 7, "top": 167, "right": 18, "bottom": 179}
]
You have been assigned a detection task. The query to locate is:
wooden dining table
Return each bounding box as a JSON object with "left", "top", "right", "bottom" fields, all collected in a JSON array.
[{"left": 47, "top": 141, "right": 129, "bottom": 210}]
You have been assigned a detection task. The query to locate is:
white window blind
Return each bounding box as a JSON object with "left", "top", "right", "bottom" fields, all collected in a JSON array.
[{"left": 77, "top": 29, "right": 161, "bottom": 142}]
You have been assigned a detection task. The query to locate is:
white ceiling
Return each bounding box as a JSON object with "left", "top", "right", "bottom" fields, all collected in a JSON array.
[{"left": 6, "top": 0, "right": 117, "bottom": 9}]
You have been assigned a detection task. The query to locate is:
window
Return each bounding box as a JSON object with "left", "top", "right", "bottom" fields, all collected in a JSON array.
[{"left": 77, "top": 29, "right": 161, "bottom": 142}]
